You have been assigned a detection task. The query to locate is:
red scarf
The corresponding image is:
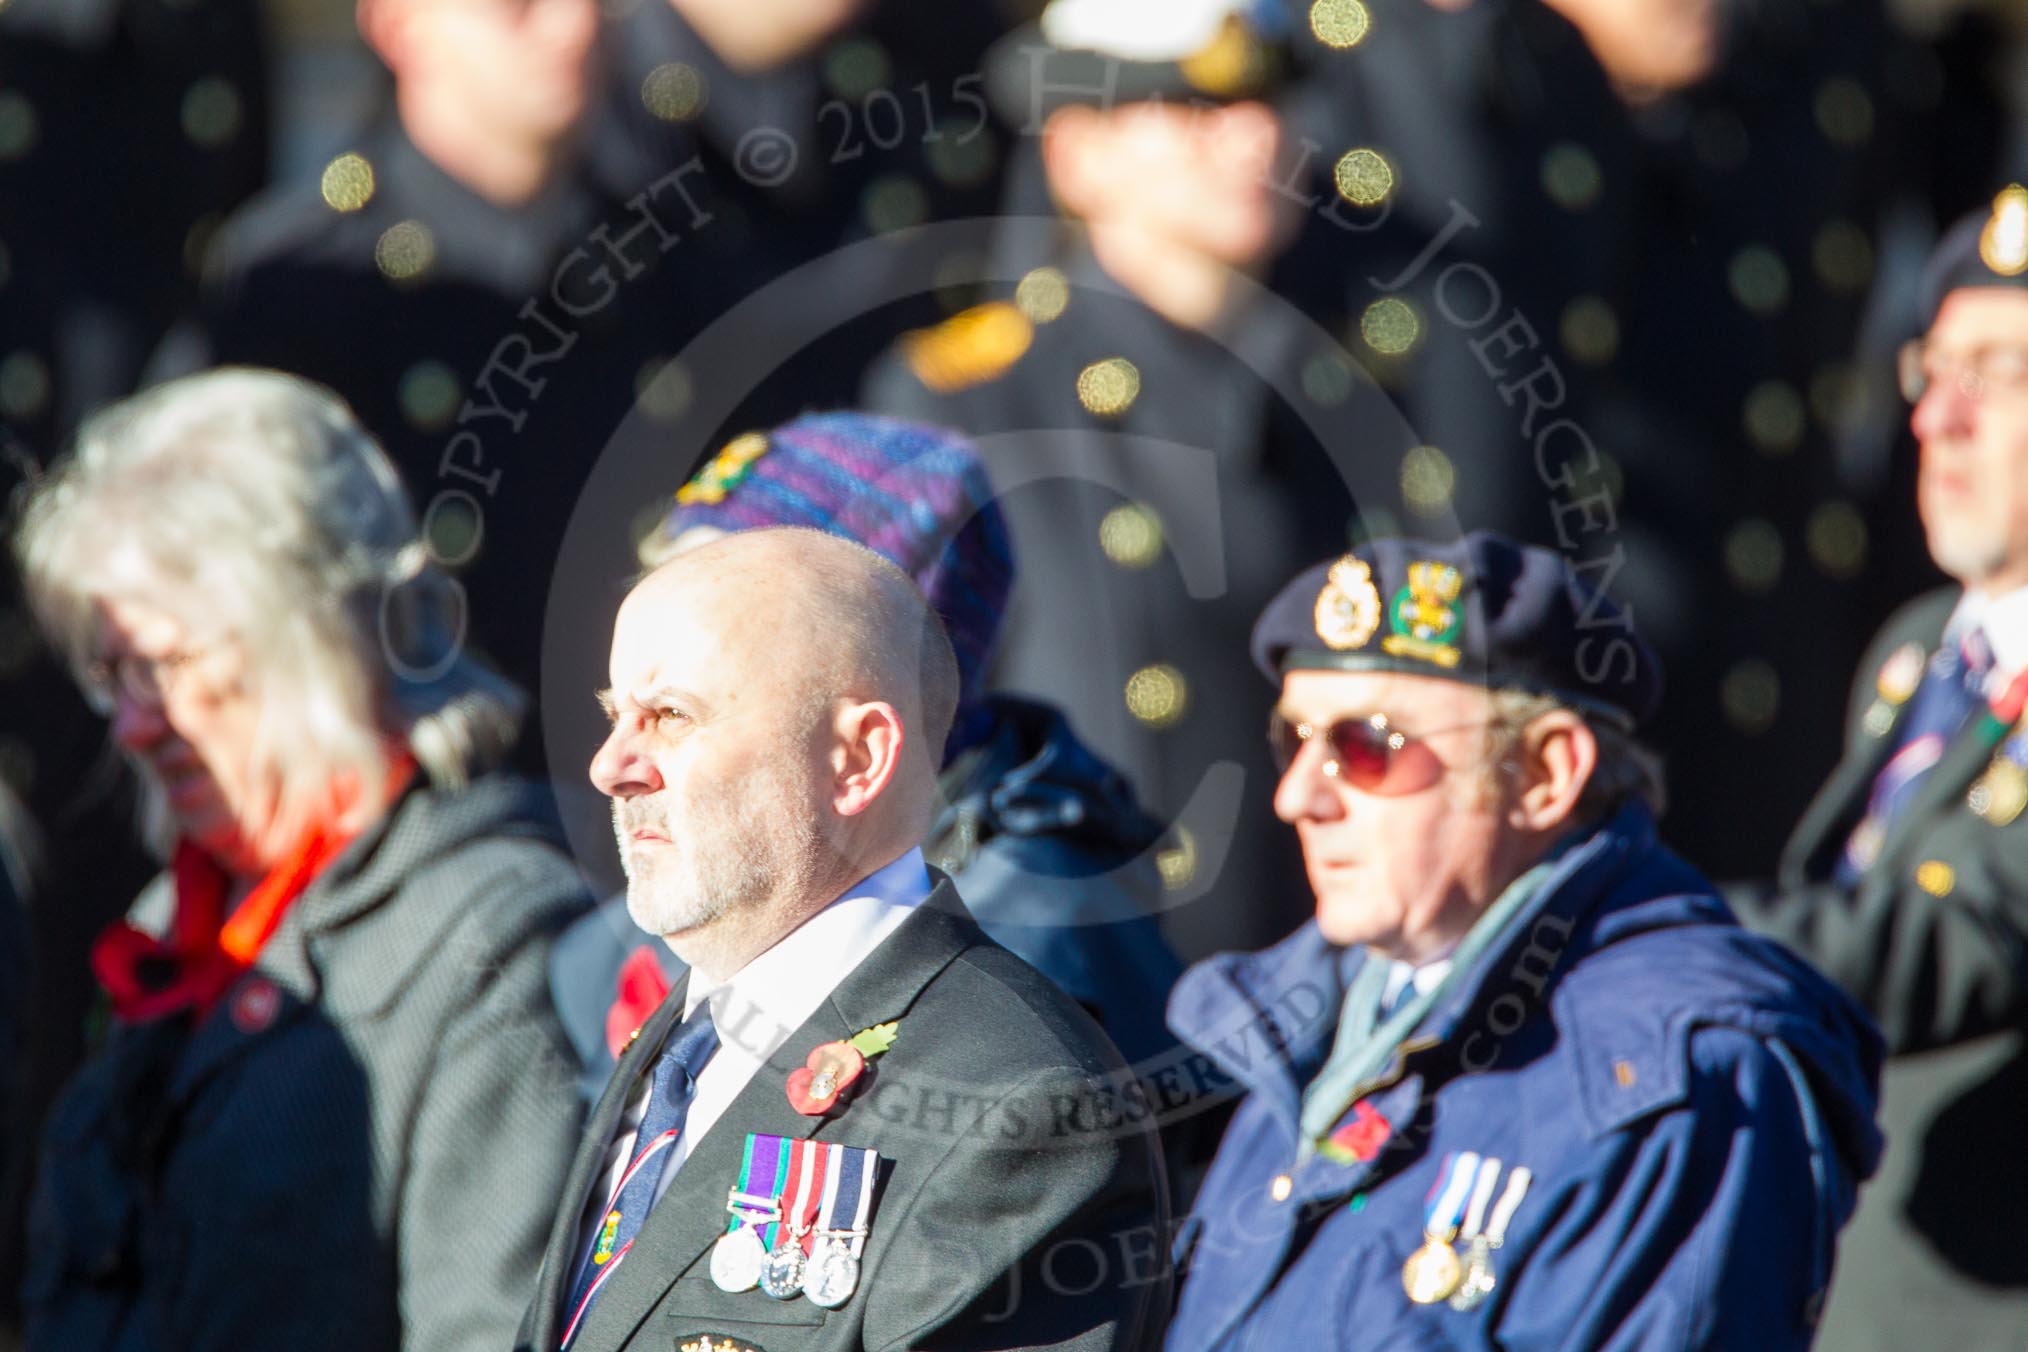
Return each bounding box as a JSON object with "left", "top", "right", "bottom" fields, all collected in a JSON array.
[{"left": 92, "top": 760, "right": 414, "bottom": 1024}]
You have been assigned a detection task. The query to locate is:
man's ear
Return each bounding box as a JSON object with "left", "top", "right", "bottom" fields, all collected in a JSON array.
[
  {"left": 830, "top": 700, "right": 906, "bottom": 818},
  {"left": 1040, "top": 105, "right": 1105, "bottom": 218},
  {"left": 1506, "top": 711, "right": 1597, "bottom": 834}
]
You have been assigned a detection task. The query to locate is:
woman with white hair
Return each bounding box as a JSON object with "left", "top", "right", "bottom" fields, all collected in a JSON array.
[{"left": 13, "top": 368, "right": 591, "bottom": 1351}]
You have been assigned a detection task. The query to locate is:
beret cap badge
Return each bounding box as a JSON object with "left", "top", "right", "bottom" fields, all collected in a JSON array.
[
  {"left": 1380, "top": 561, "right": 1466, "bottom": 669},
  {"left": 1981, "top": 185, "right": 2028, "bottom": 278},
  {"left": 675, "top": 431, "right": 771, "bottom": 506},
  {"left": 1313, "top": 555, "right": 1382, "bottom": 650}
]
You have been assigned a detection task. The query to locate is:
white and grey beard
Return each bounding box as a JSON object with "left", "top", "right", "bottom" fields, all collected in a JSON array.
[
  {"left": 1928, "top": 528, "right": 2010, "bottom": 589},
  {"left": 610, "top": 763, "right": 826, "bottom": 939}
]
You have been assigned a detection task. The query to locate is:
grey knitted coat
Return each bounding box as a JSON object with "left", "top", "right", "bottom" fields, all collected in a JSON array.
[{"left": 23, "top": 775, "right": 592, "bottom": 1351}]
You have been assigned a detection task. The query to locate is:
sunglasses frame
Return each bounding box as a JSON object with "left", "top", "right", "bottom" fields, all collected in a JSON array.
[{"left": 1268, "top": 709, "right": 1493, "bottom": 796}]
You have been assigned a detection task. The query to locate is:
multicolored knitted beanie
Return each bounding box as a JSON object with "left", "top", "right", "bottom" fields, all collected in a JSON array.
[{"left": 651, "top": 411, "right": 1015, "bottom": 704}]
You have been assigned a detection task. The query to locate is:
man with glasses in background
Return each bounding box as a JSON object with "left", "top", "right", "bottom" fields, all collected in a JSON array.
[
  {"left": 1165, "top": 532, "right": 1882, "bottom": 1349},
  {"left": 1726, "top": 185, "right": 2028, "bottom": 1348}
]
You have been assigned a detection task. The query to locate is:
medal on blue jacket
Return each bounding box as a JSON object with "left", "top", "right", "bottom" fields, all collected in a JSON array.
[
  {"left": 1453, "top": 1165, "right": 1533, "bottom": 1312},
  {"left": 1448, "top": 1157, "right": 1504, "bottom": 1311},
  {"left": 713, "top": 1135, "right": 788, "bottom": 1293},
  {"left": 1403, "top": 1152, "right": 1477, "bottom": 1305},
  {"left": 805, "top": 1143, "right": 878, "bottom": 1308}
]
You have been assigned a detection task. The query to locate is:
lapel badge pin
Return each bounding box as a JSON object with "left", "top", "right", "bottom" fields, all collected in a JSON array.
[
  {"left": 592, "top": 1210, "right": 622, "bottom": 1267},
  {"left": 229, "top": 977, "right": 281, "bottom": 1034},
  {"left": 1877, "top": 644, "right": 1924, "bottom": 705}
]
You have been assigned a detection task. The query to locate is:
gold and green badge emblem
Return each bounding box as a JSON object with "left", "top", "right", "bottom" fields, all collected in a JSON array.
[
  {"left": 1313, "top": 556, "right": 1382, "bottom": 650},
  {"left": 593, "top": 1209, "right": 622, "bottom": 1265},
  {"left": 1381, "top": 561, "right": 1465, "bottom": 668},
  {"left": 675, "top": 431, "right": 770, "bottom": 506}
]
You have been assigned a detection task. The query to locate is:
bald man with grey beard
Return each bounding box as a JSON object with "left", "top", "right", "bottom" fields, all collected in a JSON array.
[{"left": 518, "top": 528, "right": 1170, "bottom": 1352}]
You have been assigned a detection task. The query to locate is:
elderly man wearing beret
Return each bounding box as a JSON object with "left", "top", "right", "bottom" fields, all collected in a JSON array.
[
  {"left": 1726, "top": 186, "right": 2028, "bottom": 1346},
  {"left": 1165, "top": 532, "right": 1883, "bottom": 1350}
]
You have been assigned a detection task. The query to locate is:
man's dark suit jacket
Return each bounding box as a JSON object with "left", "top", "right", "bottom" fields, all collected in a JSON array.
[{"left": 517, "top": 877, "right": 1171, "bottom": 1352}]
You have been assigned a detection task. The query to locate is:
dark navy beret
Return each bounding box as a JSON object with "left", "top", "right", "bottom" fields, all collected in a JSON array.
[
  {"left": 1920, "top": 185, "right": 2028, "bottom": 326},
  {"left": 1250, "top": 532, "right": 1662, "bottom": 730}
]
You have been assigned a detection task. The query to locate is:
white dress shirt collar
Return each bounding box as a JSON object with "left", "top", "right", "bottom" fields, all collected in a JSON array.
[
  {"left": 1953, "top": 583, "right": 2028, "bottom": 683},
  {"left": 1380, "top": 957, "right": 1453, "bottom": 1018},
  {"left": 681, "top": 846, "right": 932, "bottom": 1035}
]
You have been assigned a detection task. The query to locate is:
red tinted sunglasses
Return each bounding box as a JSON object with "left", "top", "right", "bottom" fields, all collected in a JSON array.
[{"left": 1267, "top": 710, "right": 1490, "bottom": 796}]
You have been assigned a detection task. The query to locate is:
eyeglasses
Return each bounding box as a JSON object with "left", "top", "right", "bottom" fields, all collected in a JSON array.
[
  {"left": 1268, "top": 710, "right": 1492, "bottom": 795},
  {"left": 1898, "top": 340, "right": 2028, "bottom": 403},
  {"left": 82, "top": 647, "right": 212, "bottom": 714}
]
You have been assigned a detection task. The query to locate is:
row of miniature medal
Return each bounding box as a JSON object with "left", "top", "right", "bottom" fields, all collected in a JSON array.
[
  {"left": 1402, "top": 1153, "right": 1532, "bottom": 1311},
  {"left": 711, "top": 1135, "right": 877, "bottom": 1309}
]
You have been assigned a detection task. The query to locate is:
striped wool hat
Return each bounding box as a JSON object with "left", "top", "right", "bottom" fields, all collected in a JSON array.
[{"left": 649, "top": 411, "right": 1015, "bottom": 704}]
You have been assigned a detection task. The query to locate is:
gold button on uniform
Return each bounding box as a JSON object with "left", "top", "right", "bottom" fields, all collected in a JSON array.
[
  {"left": 1124, "top": 664, "right": 1187, "bottom": 728},
  {"left": 1077, "top": 357, "right": 1141, "bottom": 416},
  {"left": 1915, "top": 861, "right": 1955, "bottom": 897},
  {"left": 1270, "top": 1174, "right": 1293, "bottom": 1202}
]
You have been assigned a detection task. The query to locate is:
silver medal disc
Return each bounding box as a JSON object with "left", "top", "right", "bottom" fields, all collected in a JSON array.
[
  {"left": 709, "top": 1225, "right": 767, "bottom": 1293},
  {"left": 803, "top": 1235, "right": 860, "bottom": 1309},
  {"left": 1448, "top": 1239, "right": 1497, "bottom": 1312},
  {"left": 758, "top": 1237, "right": 807, "bottom": 1300}
]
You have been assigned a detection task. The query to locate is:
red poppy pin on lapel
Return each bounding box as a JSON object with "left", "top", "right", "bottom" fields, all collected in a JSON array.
[
  {"left": 786, "top": 1021, "right": 898, "bottom": 1115},
  {"left": 1321, "top": 1099, "right": 1392, "bottom": 1164}
]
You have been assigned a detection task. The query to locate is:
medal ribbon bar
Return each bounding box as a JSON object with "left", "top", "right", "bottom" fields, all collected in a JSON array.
[
  {"left": 1483, "top": 1166, "right": 1533, "bottom": 1248},
  {"left": 785, "top": 1139, "right": 831, "bottom": 1254},
  {"left": 1457, "top": 1157, "right": 1502, "bottom": 1244},
  {"left": 1423, "top": 1151, "right": 1479, "bottom": 1239},
  {"left": 734, "top": 1134, "right": 790, "bottom": 1250},
  {"left": 814, "top": 1143, "right": 877, "bottom": 1257}
]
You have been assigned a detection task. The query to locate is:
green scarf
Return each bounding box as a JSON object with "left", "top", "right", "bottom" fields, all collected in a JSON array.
[{"left": 1297, "top": 861, "right": 1555, "bottom": 1157}]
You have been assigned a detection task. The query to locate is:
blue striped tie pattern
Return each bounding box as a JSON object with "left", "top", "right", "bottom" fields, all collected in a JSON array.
[
  {"left": 1837, "top": 628, "right": 1992, "bottom": 884},
  {"left": 559, "top": 1005, "right": 720, "bottom": 1349}
]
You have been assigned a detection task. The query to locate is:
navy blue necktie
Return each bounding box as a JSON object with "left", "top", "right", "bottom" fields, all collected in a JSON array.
[
  {"left": 1838, "top": 628, "right": 1992, "bottom": 883},
  {"left": 559, "top": 1004, "right": 719, "bottom": 1349}
]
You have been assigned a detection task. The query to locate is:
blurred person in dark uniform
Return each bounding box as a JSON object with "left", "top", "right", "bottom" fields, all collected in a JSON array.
[
  {"left": 587, "top": 0, "right": 1019, "bottom": 423},
  {"left": 867, "top": 0, "right": 1383, "bottom": 958},
  {"left": 13, "top": 368, "right": 591, "bottom": 1352},
  {"left": 161, "top": 0, "right": 733, "bottom": 760},
  {"left": 0, "top": 0, "right": 269, "bottom": 451},
  {"left": 1279, "top": 0, "right": 1919, "bottom": 884},
  {"left": 1727, "top": 186, "right": 2028, "bottom": 1348}
]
